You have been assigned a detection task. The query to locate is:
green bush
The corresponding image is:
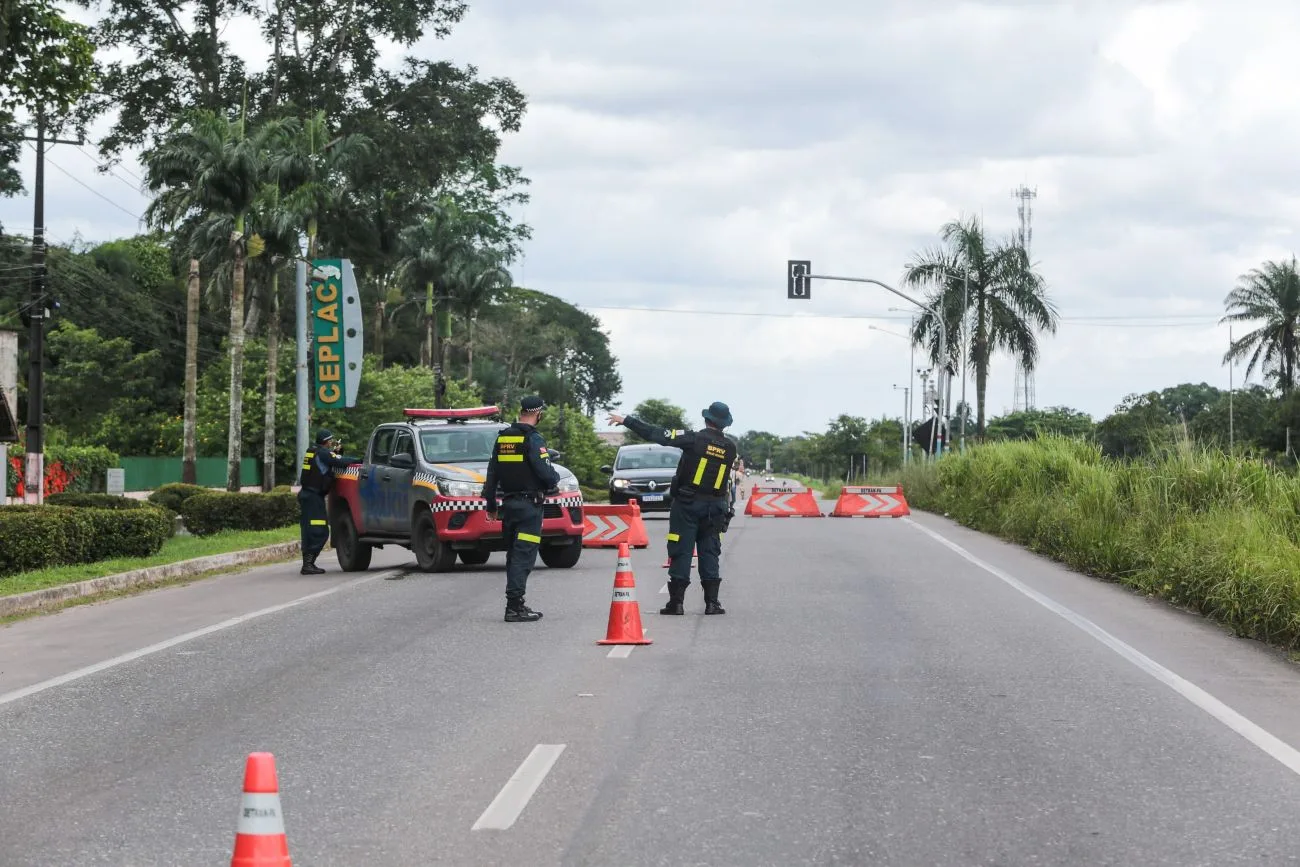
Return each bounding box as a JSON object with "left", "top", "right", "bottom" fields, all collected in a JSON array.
[
  {"left": 0, "top": 504, "right": 171, "bottom": 577},
  {"left": 891, "top": 436, "right": 1300, "bottom": 649},
  {"left": 180, "top": 491, "right": 300, "bottom": 537},
  {"left": 48, "top": 445, "right": 121, "bottom": 493},
  {"left": 47, "top": 492, "right": 148, "bottom": 510},
  {"left": 272, "top": 484, "right": 293, "bottom": 494},
  {"left": 147, "top": 482, "right": 210, "bottom": 513}
]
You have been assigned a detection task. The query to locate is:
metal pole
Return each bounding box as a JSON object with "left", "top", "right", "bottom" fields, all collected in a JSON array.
[
  {"left": 961, "top": 270, "right": 968, "bottom": 453},
  {"left": 1229, "top": 324, "right": 1234, "bottom": 454},
  {"left": 295, "top": 260, "right": 309, "bottom": 472},
  {"left": 24, "top": 116, "right": 47, "bottom": 504}
]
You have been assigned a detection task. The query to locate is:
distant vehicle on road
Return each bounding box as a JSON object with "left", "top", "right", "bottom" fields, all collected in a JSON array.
[
  {"left": 329, "top": 406, "right": 586, "bottom": 573},
  {"left": 601, "top": 443, "right": 682, "bottom": 512}
]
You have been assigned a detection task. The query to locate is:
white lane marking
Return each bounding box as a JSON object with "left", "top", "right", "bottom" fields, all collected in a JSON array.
[
  {"left": 605, "top": 626, "right": 647, "bottom": 659},
  {"left": 0, "top": 569, "right": 401, "bottom": 707},
  {"left": 904, "top": 518, "right": 1300, "bottom": 778},
  {"left": 471, "top": 744, "right": 566, "bottom": 831}
]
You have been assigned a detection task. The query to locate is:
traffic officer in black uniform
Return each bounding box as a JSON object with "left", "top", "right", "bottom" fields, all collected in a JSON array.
[
  {"left": 297, "top": 429, "right": 363, "bottom": 575},
  {"left": 483, "top": 395, "right": 561, "bottom": 622},
  {"left": 607, "top": 401, "right": 737, "bottom": 615}
]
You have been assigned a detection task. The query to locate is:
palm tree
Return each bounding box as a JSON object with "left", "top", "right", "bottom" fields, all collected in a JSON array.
[
  {"left": 396, "top": 202, "right": 473, "bottom": 371},
  {"left": 447, "top": 250, "right": 512, "bottom": 381},
  {"left": 1221, "top": 257, "right": 1300, "bottom": 393},
  {"left": 902, "top": 214, "right": 1057, "bottom": 435},
  {"left": 144, "top": 108, "right": 269, "bottom": 491}
]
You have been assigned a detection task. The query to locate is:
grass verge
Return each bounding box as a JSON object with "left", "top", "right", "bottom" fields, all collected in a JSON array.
[
  {"left": 0, "top": 526, "right": 300, "bottom": 598},
  {"left": 880, "top": 436, "right": 1300, "bottom": 649}
]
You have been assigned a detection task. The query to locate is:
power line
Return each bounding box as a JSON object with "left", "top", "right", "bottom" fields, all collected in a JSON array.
[
  {"left": 26, "top": 143, "right": 144, "bottom": 223},
  {"left": 577, "top": 303, "right": 1223, "bottom": 328}
]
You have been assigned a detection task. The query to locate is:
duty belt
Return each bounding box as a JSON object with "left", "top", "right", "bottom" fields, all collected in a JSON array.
[{"left": 502, "top": 491, "right": 544, "bottom": 499}]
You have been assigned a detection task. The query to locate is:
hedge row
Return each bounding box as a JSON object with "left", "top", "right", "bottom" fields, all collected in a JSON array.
[
  {"left": 0, "top": 504, "right": 172, "bottom": 578},
  {"left": 179, "top": 491, "right": 300, "bottom": 537},
  {"left": 893, "top": 436, "right": 1300, "bottom": 649}
]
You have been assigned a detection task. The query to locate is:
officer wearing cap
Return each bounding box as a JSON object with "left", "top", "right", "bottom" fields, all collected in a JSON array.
[
  {"left": 297, "top": 429, "right": 363, "bottom": 575},
  {"left": 483, "top": 395, "right": 561, "bottom": 622},
  {"left": 607, "top": 401, "right": 737, "bottom": 615}
]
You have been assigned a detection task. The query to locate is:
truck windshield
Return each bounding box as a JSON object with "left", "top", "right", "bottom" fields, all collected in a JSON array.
[
  {"left": 420, "top": 428, "right": 500, "bottom": 464},
  {"left": 616, "top": 447, "right": 681, "bottom": 470}
]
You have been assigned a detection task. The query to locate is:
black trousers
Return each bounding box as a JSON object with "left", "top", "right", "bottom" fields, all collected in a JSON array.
[
  {"left": 298, "top": 489, "right": 329, "bottom": 557},
  {"left": 501, "top": 496, "right": 544, "bottom": 600},
  {"left": 665, "top": 496, "right": 728, "bottom": 585}
]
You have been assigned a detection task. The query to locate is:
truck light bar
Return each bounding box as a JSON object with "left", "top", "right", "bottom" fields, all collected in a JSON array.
[{"left": 403, "top": 406, "right": 501, "bottom": 420}]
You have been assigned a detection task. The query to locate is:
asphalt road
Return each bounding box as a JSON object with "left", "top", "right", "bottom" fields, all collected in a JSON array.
[{"left": 6, "top": 479, "right": 1300, "bottom": 865}]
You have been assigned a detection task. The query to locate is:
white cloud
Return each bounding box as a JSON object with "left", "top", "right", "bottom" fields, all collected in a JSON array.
[{"left": 7, "top": 0, "right": 1299, "bottom": 437}]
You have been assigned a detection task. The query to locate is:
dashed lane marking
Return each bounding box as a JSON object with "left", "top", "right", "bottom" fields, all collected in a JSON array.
[{"left": 471, "top": 744, "right": 567, "bottom": 831}]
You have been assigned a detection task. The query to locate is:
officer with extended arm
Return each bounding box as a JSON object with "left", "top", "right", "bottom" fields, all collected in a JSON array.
[
  {"left": 606, "top": 401, "right": 737, "bottom": 615},
  {"left": 297, "top": 429, "right": 364, "bottom": 575},
  {"left": 483, "top": 395, "right": 561, "bottom": 622}
]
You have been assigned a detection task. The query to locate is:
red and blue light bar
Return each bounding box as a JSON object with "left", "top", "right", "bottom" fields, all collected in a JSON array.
[{"left": 403, "top": 406, "right": 501, "bottom": 420}]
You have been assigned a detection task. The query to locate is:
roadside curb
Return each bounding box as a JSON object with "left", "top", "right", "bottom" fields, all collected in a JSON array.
[{"left": 0, "top": 541, "right": 302, "bottom": 618}]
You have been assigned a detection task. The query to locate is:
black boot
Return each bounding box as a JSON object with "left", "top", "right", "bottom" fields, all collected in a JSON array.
[
  {"left": 660, "top": 581, "right": 686, "bottom": 615},
  {"left": 701, "top": 579, "right": 725, "bottom": 615},
  {"left": 300, "top": 553, "right": 325, "bottom": 575},
  {"left": 505, "top": 597, "right": 542, "bottom": 622}
]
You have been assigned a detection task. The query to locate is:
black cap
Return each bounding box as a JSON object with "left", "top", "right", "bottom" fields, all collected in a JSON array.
[
  {"left": 520, "top": 395, "right": 546, "bottom": 413},
  {"left": 314, "top": 429, "right": 334, "bottom": 444}
]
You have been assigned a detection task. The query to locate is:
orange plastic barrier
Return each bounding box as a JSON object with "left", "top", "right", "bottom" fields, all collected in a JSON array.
[
  {"left": 744, "top": 485, "right": 823, "bottom": 518},
  {"left": 830, "top": 485, "right": 911, "bottom": 518},
  {"left": 597, "top": 543, "right": 652, "bottom": 646},
  {"left": 582, "top": 502, "right": 650, "bottom": 548},
  {"left": 230, "top": 753, "right": 292, "bottom": 867}
]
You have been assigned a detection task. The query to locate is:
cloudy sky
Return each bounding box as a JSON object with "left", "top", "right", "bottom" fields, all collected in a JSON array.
[{"left": 1, "top": 0, "right": 1294, "bottom": 438}]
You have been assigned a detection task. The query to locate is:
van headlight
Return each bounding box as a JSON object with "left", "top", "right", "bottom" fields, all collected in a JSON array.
[
  {"left": 557, "top": 476, "right": 581, "bottom": 493},
  {"left": 612, "top": 478, "right": 629, "bottom": 488},
  {"left": 439, "top": 479, "right": 483, "bottom": 498}
]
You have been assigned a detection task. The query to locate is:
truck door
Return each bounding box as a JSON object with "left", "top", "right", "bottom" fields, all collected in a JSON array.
[{"left": 379, "top": 429, "right": 417, "bottom": 533}]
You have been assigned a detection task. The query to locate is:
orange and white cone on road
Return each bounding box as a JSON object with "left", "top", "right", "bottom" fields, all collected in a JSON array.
[
  {"left": 597, "top": 543, "right": 652, "bottom": 646},
  {"left": 230, "top": 752, "right": 292, "bottom": 867}
]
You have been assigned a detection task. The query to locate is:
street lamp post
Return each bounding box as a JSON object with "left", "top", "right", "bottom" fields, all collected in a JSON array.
[
  {"left": 893, "top": 384, "right": 910, "bottom": 465},
  {"left": 802, "top": 273, "right": 948, "bottom": 457}
]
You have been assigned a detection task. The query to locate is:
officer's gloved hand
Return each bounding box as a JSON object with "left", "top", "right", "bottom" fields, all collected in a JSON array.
[{"left": 485, "top": 499, "right": 499, "bottom": 521}]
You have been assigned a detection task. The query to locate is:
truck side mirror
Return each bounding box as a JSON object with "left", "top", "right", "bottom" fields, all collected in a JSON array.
[
  {"left": 389, "top": 453, "right": 415, "bottom": 469},
  {"left": 600, "top": 465, "right": 613, "bottom": 475}
]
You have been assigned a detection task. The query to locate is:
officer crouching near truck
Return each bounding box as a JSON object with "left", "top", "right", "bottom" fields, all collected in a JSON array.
[
  {"left": 483, "top": 395, "right": 561, "bottom": 623},
  {"left": 297, "top": 429, "right": 363, "bottom": 574},
  {"left": 606, "top": 401, "right": 737, "bottom": 615}
]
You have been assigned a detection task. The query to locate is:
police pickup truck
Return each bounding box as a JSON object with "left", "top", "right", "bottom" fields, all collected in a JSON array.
[{"left": 328, "top": 406, "right": 586, "bottom": 573}]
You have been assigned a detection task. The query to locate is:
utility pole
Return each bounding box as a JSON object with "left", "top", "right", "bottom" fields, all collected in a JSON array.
[
  {"left": 893, "top": 384, "right": 910, "bottom": 465},
  {"left": 21, "top": 114, "right": 82, "bottom": 504},
  {"left": 1228, "top": 324, "right": 1235, "bottom": 454}
]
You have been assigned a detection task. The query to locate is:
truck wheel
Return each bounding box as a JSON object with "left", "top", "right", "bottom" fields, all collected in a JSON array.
[
  {"left": 539, "top": 541, "right": 582, "bottom": 569},
  {"left": 459, "top": 550, "right": 491, "bottom": 566},
  {"left": 413, "top": 511, "right": 457, "bottom": 573},
  {"left": 332, "top": 510, "right": 373, "bottom": 572}
]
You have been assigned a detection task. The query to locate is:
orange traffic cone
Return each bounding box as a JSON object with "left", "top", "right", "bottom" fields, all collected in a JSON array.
[
  {"left": 231, "top": 752, "right": 292, "bottom": 867},
  {"left": 597, "top": 543, "right": 652, "bottom": 645}
]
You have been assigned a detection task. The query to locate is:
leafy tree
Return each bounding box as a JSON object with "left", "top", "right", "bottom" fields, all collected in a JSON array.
[
  {"left": 1095, "top": 393, "right": 1179, "bottom": 459},
  {"left": 144, "top": 108, "right": 274, "bottom": 490},
  {"left": 903, "top": 214, "right": 1058, "bottom": 435},
  {"left": 533, "top": 403, "right": 612, "bottom": 488},
  {"left": 623, "top": 398, "right": 690, "bottom": 443},
  {"left": 1222, "top": 257, "right": 1300, "bottom": 393},
  {"left": 0, "top": 0, "right": 96, "bottom": 195},
  {"left": 986, "top": 407, "right": 1095, "bottom": 441},
  {"left": 44, "top": 320, "right": 171, "bottom": 453}
]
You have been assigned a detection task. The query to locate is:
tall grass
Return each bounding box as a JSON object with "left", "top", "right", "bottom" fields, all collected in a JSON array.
[{"left": 887, "top": 437, "right": 1300, "bottom": 649}]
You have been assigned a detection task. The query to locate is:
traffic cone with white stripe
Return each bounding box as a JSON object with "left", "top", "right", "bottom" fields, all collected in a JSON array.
[
  {"left": 597, "top": 542, "right": 652, "bottom": 645},
  {"left": 230, "top": 752, "right": 292, "bottom": 867}
]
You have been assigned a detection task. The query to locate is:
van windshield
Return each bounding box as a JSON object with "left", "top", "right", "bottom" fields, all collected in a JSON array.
[
  {"left": 420, "top": 427, "right": 501, "bottom": 464},
  {"left": 615, "top": 447, "right": 681, "bottom": 470}
]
